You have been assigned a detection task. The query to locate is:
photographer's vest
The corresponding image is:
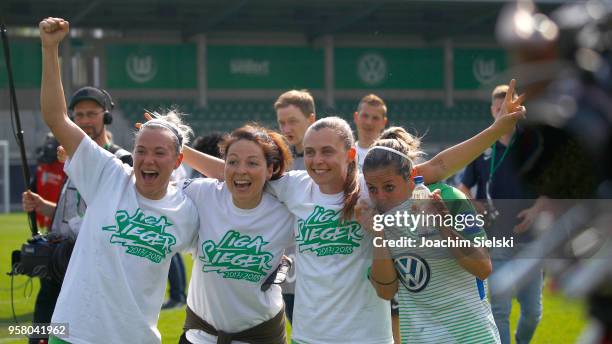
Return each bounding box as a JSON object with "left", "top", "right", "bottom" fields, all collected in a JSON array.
[{"left": 50, "top": 143, "right": 131, "bottom": 239}]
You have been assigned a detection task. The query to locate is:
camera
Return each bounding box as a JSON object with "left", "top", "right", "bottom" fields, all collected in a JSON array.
[
  {"left": 10, "top": 232, "right": 74, "bottom": 284},
  {"left": 482, "top": 181, "right": 500, "bottom": 230}
]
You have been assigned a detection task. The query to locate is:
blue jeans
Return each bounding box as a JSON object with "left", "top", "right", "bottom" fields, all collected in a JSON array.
[
  {"left": 489, "top": 245, "right": 543, "bottom": 344},
  {"left": 168, "top": 254, "right": 187, "bottom": 302}
]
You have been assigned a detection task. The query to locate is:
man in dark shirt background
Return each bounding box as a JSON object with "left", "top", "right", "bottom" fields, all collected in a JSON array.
[{"left": 459, "top": 84, "right": 545, "bottom": 344}]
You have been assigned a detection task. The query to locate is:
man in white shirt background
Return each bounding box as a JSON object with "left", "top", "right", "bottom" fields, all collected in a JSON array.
[{"left": 353, "top": 94, "right": 388, "bottom": 171}]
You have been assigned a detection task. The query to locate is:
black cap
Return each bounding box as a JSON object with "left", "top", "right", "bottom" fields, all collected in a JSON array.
[{"left": 68, "top": 87, "right": 114, "bottom": 112}]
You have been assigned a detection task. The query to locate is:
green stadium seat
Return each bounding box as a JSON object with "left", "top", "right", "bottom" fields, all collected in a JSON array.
[{"left": 118, "top": 98, "right": 492, "bottom": 145}]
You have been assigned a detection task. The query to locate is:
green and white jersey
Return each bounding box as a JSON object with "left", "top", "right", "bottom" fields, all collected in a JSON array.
[
  {"left": 385, "top": 183, "right": 500, "bottom": 344},
  {"left": 52, "top": 137, "right": 199, "bottom": 344},
  {"left": 183, "top": 178, "right": 295, "bottom": 344},
  {"left": 268, "top": 170, "right": 393, "bottom": 344}
]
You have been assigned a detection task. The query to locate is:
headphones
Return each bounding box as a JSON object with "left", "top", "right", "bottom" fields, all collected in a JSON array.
[
  {"left": 99, "top": 88, "right": 114, "bottom": 125},
  {"left": 68, "top": 87, "right": 115, "bottom": 125}
]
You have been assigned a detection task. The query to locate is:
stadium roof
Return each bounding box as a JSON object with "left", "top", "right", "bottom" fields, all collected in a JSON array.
[{"left": 2, "top": 0, "right": 563, "bottom": 41}]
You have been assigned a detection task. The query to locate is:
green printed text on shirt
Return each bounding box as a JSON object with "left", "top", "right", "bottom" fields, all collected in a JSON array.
[
  {"left": 102, "top": 208, "right": 176, "bottom": 263},
  {"left": 200, "top": 230, "right": 274, "bottom": 282},
  {"left": 297, "top": 206, "right": 363, "bottom": 256}
]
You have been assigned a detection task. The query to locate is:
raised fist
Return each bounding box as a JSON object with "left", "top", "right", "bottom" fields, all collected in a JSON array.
[{"left": 39, "top": 17, "right": 69, "bottom": 48}]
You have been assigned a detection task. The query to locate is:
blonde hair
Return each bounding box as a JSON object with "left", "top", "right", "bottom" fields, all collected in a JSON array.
[
  {"left": 274, "top": 90, "right": 316, "bottom": 117},
  {"left": 491, "top": 84, "right": 518, "bottom": 101},
  {"left": 357, "top": 94, "right": 387, "bottom": 117},
  {"left": 137, "top": 109, "right": 193, "bottom": 154}
]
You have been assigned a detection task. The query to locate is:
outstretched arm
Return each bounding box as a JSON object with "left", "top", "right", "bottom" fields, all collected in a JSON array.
[
  {"left": 40, "top": 17, "right": 85, "bottom": 157},
  {"left": 417, "top": 79, "right": 526, "bottom": 184},
  {"left": 183, "top": 146, "right": 225, "bottom": 180}
]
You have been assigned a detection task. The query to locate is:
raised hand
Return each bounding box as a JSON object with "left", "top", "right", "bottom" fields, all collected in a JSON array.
[
  {"left": 429, "top": 189, "right": 450, "bottom": 216},
  {"left": 39, "top": 17, "right": 69, "bottom": 48},
  {"left": 415, "top": 189, "right": 450, "bottom": 219},
  {"left": 504, "top": 79, "right": 526, "bottom": 114},
  {"left": 355, "top": 198, "right": 378, "bottom": 234},
  {"left": 135, "top": 112, "right": 155, "bottom": 129},
  {"left": 492, "top": 79, "right": 527, "bottom": 135},
  {"left": 57, "top": 145, "right": 68, "bottom": 163}
]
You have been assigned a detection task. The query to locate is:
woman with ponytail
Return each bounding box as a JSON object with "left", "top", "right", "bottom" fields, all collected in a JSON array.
[
  {"left": 356, "top": 126, "right": 500, "bottom": 344},
  {"left": 261, "top": 116, "right": 393, "bottom": 343}
]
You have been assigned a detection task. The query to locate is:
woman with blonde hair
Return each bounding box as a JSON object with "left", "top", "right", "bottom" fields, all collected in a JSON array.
[{"left": 40, "top": 18, "right": 199, "bottom": 344}]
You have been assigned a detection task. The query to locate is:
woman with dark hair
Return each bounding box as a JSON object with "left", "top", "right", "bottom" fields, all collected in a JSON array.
[
  {"left": 180, "top": 124, "right": 295, "bottom": 344},
  {"left": 357, "top": 126, "right": 500, "bottom": 343}
]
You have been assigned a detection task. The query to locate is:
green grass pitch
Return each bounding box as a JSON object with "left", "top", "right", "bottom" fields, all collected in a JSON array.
[{"left": 1, "top": 212, "right": 586, "bottom": 343}]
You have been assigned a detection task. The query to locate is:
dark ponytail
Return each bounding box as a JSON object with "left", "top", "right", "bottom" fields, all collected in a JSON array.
[
  {"left": 267, "top": 130, "right": 292, "bottom": 180},
  {"left": 363, "top": 126, "right": 423, "bottom": 181}
]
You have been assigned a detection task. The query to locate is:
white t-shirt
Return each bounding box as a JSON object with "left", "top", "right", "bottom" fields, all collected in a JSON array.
[
  {"left": 267, "top": 170, "right": 393, "bottom": 344},
  {"left": 51, "top": 137, "right": 199, "bottom": 344},
  {"left": 183, "top": 178, "right": 295, "bottom": 344},
  {"left": 172, "top": 164, "right": 189, "bottom": 182},
  {"left": 355, "top": 142, "right": 370, "bottom": 172}
]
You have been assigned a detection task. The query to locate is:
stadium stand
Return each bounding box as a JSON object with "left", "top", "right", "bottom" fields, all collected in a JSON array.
[{"left": 118, "top": 99, "right": 491, "bottom": 146}]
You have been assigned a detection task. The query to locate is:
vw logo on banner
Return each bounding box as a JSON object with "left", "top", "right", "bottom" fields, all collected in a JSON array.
[
  {"left": 357, "top": 53, "right": 387, "bottom": 86},
  {"left": 126, "top": 54, "right": 157, "bottom": 83},
  {"left": 473, "top": 57, "right": 497, "bottom": 85},
  {"left": 394, "top": 253, "right": 430, "bottom": 292}
]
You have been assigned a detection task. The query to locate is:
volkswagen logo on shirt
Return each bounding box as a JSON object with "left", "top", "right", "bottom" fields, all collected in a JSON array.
[{"left": 394, "top": 254, "right": 430, "bottom": 292}]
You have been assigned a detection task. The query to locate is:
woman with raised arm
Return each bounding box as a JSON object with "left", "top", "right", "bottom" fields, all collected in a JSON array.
[
  {"left": 40, "top": 18, "right": 199, "bottom": 344},
  {"left": 356, "top": 127, "right": 501, "bottom": 343}
]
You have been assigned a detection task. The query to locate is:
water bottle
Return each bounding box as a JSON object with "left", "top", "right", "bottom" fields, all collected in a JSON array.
[
  {"left": 412, "top": 176, "right": 434, "bottom": 236},
  {"left": 412, "top": 176, "right": 431, "bottom": 199}
]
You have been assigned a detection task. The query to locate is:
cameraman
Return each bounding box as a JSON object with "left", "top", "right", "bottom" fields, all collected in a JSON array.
[
  {"left": 21, "top": 86, "right": 132, "bottom": 344},
  {"left": 30, "top": 133, "right": 65, "bottom": 228}
]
